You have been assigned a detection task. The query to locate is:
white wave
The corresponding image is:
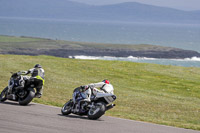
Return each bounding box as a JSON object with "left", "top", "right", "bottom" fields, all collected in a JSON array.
[
  {"left": 71, "top": 55, "right": 200, "bottom": 62},
  {"left": 127, "top": 56, "right": 156, "bottom": 60},
  {"left": 184, "top": 56, "right": 200, "bottom": 61},
  {"left": 169, "top": 56, "right": 200, "bottom": 62},
  {"left": 72, "top": 55, "right": 156, "bottom": 60},
  {"left": 72, "top": 55, "right": 101, "bottom": 60}
]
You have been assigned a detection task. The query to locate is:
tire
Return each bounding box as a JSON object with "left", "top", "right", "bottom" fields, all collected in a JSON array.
[
  {"left": 61, "top": 100, "right": 72, "bottom": 115},
  {"left": 88, "top": 102, "right": 106, "bottom": 120},
  {"left": 18, "top": 88, "right": 35, "bottom": 106},
  {"left": 0, "top": 87, "right": 8, "bottom": 102}
]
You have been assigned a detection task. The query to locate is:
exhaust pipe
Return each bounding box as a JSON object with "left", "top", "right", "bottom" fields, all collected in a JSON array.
[{"left": 106, "top": 104, "right": 115, "bottom": 111}]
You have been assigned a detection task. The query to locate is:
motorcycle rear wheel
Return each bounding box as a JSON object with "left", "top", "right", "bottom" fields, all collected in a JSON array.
[
  {"left": 0, "top": 87, "right": 8, "bottom": 102},
  {"left": 61, "top": 100, "right": 72, "bottom": 115},
  {"left": 88, "top": 102, "right": 106, "bottom": 120},
  {"left": 18, "top": 88, "right": 35, "bottom": 106}
]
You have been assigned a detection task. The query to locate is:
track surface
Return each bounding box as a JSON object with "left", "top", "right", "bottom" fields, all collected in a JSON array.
[{"left": 0, "top": 101, "right": 199, "bottom": 133}]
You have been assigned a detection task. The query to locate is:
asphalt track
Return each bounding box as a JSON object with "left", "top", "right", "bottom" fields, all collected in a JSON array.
[{"left": 0, "top": 101, "right": 199, "bottom": 133}]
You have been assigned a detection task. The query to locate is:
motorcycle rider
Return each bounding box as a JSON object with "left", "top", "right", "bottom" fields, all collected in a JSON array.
[
  {"left": 19, "top": 64, "right": 45, "bottom": 98},
  {"left": 73, "top": 79, "right": 114, "bottom": 113}
]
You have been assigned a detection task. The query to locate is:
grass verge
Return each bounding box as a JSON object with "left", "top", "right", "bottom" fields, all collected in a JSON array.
[{"left": 0, "top": 54, "right": 200, "bottom": 130}]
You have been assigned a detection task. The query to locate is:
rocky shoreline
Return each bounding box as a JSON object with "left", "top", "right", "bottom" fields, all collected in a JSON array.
[
  {"left": 2, "top": 47, "right": 200, "bottom": 59},
  {"left": 1, "top": 35, "right": 200, "bottom": 59}
]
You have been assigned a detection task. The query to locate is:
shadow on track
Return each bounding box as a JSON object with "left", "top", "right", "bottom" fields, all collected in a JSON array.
[
  {"left": 0, "top": 100, "right": 35, "bottom": 106},
  {"left": 58, "top": 114, "right": 104, "bottom": 121}
]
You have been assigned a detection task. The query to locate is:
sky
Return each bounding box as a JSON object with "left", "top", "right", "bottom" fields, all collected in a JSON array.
[{"left": 70, "top": 0, "right": 200, "bottom": 11}]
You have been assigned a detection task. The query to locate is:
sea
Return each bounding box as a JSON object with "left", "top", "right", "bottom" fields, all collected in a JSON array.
[{"left": 0, "top": 17, "right": 200, "bottom": 67}]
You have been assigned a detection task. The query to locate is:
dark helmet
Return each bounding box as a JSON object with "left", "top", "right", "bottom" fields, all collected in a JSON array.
[
  {"left": 34, "top": 64, "right": 42, "bottom": 68},
  {"left": 102, "top": 79, "right": 110, "bottom": 84}
]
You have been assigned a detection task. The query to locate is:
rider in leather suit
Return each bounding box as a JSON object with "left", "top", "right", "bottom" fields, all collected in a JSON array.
[
  {"left": 73, "top": 79, "right": 114, "bottom": 113},
  {"left": 20, "top": 64, "right": 45, "bottom": 98}
]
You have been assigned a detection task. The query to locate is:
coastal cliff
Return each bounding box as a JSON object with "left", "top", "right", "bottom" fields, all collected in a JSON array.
[{"left": 0, "top": 35, "right": 200, "bottom": 59}]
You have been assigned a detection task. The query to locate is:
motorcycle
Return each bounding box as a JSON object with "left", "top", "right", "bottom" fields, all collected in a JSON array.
[
  {"left": 61, "top": 86, "right": 116, "bottom": 120},
  {"left": 0, "top": 72, "right": 35, "bottom": 105}
]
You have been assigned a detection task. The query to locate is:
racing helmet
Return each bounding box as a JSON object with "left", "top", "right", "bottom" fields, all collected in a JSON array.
[
  {"left": 34, "top": 64, "right": 42, "bottom": 68},
  {"left": 102, "top": 79, "right": 110, "bottom": 84}
]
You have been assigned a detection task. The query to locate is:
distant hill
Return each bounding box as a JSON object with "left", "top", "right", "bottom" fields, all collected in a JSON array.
[{"left": 0, "top": 0, "right": 199, "bottom": 23}]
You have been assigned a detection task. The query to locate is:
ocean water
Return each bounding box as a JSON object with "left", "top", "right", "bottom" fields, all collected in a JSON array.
[{"left": 0, "top": 17, "right": 200, "bottom": 67}]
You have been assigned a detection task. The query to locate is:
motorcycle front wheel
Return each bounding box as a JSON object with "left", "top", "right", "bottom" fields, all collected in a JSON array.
[
  {"left": 61, "top": 100, "right": 73, "bottom": 115},
  {"left": 88, "top": 102, "right": 106, "bottom": 120},
  {"left": 0, "top": 87, "right": 8, "bottom": 102}
]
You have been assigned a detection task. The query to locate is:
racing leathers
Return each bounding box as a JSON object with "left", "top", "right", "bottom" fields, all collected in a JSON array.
[
  {"left": 73, "top": 81, "right": 114, "bottom": 113},
  {"left": 22, "top": 67, "right": 45, "bottom": 98}
]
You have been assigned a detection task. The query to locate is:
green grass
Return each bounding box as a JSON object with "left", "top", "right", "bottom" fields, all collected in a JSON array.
[
  {"left": 0, "top": 35, "right": 61, "bottom": 50},
  {"left": 0, "top": 35, "right": 176, "bottom": 51},
  {"left": 0, "top": 54, "right": 200, "bottom": 130},
  {"left": 0, "top": 35, "right": 45, "bottom": 42}
]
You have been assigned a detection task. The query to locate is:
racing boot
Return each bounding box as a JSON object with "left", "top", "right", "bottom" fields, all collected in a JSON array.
[{"left": 35, "top": 87, "right": 43, "bottom": 98}]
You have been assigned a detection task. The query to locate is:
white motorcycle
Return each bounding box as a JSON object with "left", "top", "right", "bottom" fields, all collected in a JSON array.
[{"left": 61, "top": 86, "right": 116, "bottom": 120}]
